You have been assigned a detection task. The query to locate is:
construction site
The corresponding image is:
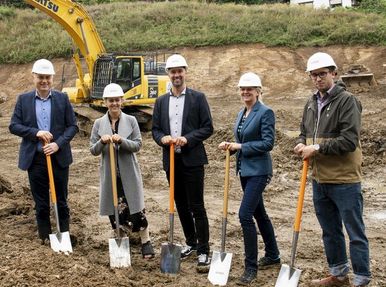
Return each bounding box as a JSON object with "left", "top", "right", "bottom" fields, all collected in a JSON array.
[
  {"left": 0, "top": 0, "right": 386, "bottom": 286},
  {"left": 0, "top": 44, "right": 384, "bottom": 286}
]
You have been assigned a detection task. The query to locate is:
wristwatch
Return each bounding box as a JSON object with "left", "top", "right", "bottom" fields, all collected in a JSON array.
[{"left": 313, "top": 144, "right": 320, "bottom": 152}]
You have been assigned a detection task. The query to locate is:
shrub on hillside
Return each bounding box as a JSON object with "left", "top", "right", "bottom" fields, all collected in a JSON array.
[
  {"left": 0, "top": 0, "right": 28, "bottom": 8},
  {"left": 0, "top": 5, "right": 15, "bottom": 19},
  {"left": 355, "top": 0, "right": 386, "bottom": 14}
]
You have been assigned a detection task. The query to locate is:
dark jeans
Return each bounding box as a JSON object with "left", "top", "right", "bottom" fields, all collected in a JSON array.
[
  {"left": 27, "top": 152, "right": 70, "bottom": 240},
  {"left": 239, "top": 175, "right": 279, "bottom": 272},
  {"left": 166, "top": 155, "right": 210, "bottom": 255},
  {"left": 312, "top": 181, "right": 371, "bottom": 282}
]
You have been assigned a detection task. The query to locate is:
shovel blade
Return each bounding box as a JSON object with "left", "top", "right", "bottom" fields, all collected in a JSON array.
[
  {"left": 275, "top": 264, "right": 302, "bottom": 287},
  {"left": 49, "top": 231, "right": 73, "bottom": 254},
  {"left": 208, "top": 250, "right": 232, "bottom": 286},
  {"left": 109, "top": 237, "right": 131, "bottom": 268},
  {"left": 160, "top": 242, "right": 182, "bottom": 274}
]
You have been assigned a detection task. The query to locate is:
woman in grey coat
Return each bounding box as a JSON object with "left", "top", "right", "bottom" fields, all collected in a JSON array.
[{"left": 90, "top": 83, "right": 154, "bottom": 259}]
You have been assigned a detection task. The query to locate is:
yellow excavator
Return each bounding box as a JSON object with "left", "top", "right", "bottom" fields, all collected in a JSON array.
[{"left": 24, "top": 0, "right": 169, "bottom": 131}]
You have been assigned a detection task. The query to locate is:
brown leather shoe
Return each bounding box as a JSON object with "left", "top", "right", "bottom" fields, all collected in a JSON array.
[{"left": 311, "top": 275, "right": 350, "bottom": 286}]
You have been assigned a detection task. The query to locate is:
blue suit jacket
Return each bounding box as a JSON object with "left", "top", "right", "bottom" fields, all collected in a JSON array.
[
  {"left": 234, "top": 101, "right": 275, "bottom": 177},
  {"left": 9, "top": 90, "right": 78, "bottom": 171},
  {"left": 152, "top": 88, "right": 214, "bottom": 171}
]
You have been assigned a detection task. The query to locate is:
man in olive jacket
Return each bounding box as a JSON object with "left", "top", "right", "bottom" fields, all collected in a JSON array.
[{"left": 294, "top": 52, "right": 370, "bottom": 287}]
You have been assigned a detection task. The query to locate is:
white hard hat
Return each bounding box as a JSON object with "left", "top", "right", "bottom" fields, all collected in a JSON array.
[
  {"left": 238, "top": 72, "right": 262, "bottom": 87},
  {"left": 165, "top": 54, "right": 188, "bottom": 71},
  {"left": 306, "top": 52, "right": 337, "bottom": 72},
  {"left": 32, "top": 59, "right": 55, "bottom": 75},
  {"left": 103, "top": 83, "right": 124, "bottom": 98}
]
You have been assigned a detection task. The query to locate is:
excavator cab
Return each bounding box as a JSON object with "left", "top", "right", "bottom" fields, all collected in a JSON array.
[
  {"left": 91, "top": 54, "right": 168, "bottom": 103},
  {"left": 91, "top": 55, "right": 132, "bottom": 100}
]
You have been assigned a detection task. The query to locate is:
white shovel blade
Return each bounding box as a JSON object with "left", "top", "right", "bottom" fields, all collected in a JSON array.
[
  {"left": 275, "top": 264, "right": 302, "bottom": 287},
  {"left": 49, "top": 231, "right": 73, "bottom": 254},
  {"left": 109, "top": 237, "right": 131, "bottom": 268},
  {"left": 208, "top": 250, "right": 233, "bottom": 286}
]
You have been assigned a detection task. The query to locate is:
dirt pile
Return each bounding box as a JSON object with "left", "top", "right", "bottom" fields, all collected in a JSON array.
[{"left": 0, "top": 45, "right": 385, "bottom": 286}]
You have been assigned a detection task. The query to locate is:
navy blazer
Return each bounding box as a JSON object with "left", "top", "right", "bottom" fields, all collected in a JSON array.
[
  {"left": 9, "top": 90, "right": 78, "bottom": 171},
  {"left": 152, "top": 88, "right": 213, "bottom": 171},
  {"left": 234, "top": 101, "right": 275, "bottom": 177}
]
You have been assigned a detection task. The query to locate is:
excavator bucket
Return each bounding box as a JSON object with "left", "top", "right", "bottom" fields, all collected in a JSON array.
[
  {"left": 340, "top": 64, "right": 376, "bottom": 87},
  {"left": 340, "top": 73, "right": 376, "bottom": 87}
]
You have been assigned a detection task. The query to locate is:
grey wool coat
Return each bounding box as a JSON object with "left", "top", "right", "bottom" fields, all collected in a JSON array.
[{"left": 90, "top": 112, "right": 144, "bottom": 216}]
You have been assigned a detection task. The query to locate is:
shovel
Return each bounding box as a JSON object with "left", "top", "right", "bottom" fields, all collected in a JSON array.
[
  {"left": 108, "top": 142, "right": 131, "bottom": 268},
  {"left": 275, "top": 159, "right": 309, "bottom": 287},
  {"left": 160, "top": 143, "right": 182, "bottom": 274},
  {"left": 45, "top": 153, "right": 73, "bottom": 254},
  {"left": 208, "top": 149, "right": 233, "bottom": 286}
]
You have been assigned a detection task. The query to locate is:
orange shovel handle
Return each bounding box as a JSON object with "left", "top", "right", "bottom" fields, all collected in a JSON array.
[
  {"left": 294, "top": 159, "right": 309, "bottom": 232},
  {"left": 222, "top": 149, "right": 230, "bottom": 217},
  {"left": 46, "top": 154, "right": 57, "bottom": 204},
  {"left": 169, "top": 143, "right": 175, "bottom": 214}
]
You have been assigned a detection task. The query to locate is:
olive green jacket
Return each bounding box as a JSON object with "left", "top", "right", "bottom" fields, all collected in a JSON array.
[{"left": 296, "top": 81, "right": 362, "bottom": 183}]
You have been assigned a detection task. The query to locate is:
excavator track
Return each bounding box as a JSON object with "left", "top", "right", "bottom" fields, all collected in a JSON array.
[{"left": 73, "top": 105, "right": 153, "bottom": 136}]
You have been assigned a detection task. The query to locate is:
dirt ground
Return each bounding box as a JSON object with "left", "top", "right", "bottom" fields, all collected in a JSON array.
[{"left": 0, "top": 44, "right": 385, "bottom": 287}]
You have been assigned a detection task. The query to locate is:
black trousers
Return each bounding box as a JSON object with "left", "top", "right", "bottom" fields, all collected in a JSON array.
[
  {"left": 27, "top": 152, "right": 70, "bottom": 240},
  {"left": 167, "top": 155, "right": 210, "bottom": 255}
]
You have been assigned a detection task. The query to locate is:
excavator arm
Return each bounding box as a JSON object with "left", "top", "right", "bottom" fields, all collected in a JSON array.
[
  {"left": 24, "top": 0, "right": 106, "bottom": 99},
  {"left": 24, "top": 0, "right": 169, "bottom": 131}
]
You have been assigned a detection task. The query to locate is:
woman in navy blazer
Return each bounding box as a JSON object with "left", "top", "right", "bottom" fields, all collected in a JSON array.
[{"left": 219, "top": 72, "right": 280, "bottom": 285}]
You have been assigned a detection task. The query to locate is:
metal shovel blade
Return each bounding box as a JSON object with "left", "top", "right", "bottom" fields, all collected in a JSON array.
[
  {"left": 49, "top": 231, "right": 73, "bottom": 254},
  {"left": 160, "top": 242, "right": 182, "bottom": 274},
  {"left": 109, "top": 237, "right": 131, "bottom": 268},
  {"left": 208, "top": 251, "right": 233, "bottom": 286},
  {"left": 275, "top": 264, "right": 302, "bottom": 287}
]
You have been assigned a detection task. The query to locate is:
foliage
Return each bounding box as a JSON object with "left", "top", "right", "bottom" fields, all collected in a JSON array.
[
  {"left": 0, "top": 1, "right": 385, "bottom": 64},
  {"left": 0, "top": 0, "right": 27, "bottom": 8},
  {"left": 0, "top": 5, "right": 15, "bottom": 19},
  {"left": 355, "top": 0, "right": 386, "bottom": 14}
]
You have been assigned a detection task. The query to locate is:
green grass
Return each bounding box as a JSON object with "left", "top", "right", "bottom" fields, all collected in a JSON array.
[{"left": 0, "top": 1, "right": 385, "bottom": 64}]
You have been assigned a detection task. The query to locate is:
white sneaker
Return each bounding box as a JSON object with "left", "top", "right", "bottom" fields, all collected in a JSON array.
[
  {"left": 196, "top": 254, "right": 211, "bottom": 273},
  {"left": 181, "top": 245, "right": 197, "bottom": 258}
]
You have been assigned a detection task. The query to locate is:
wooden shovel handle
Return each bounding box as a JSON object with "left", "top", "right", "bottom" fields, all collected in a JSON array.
[
  {"left": 222, "top": 149, "right": 230, "bottom": 218},
  {"left": 46, "top": 154, "right": 57, "bottom": 204},
  {"left": 109, "top": 143, "right": 118, "bottom": 208},
  {"left": 169, "top": 143, "right": 175, "bottom": 214},
  {"left": 294, "top": 159, "right": 309, "bottom": 232}
]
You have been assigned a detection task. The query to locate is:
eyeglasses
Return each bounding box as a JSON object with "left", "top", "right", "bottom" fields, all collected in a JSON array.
[{"left": 309, "top": 71, "right": 329, "bottom": 80}]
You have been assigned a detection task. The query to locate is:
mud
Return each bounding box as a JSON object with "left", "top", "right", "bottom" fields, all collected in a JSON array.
[{"left": 0, "top": 44, "right": 385, "bottom": 286}]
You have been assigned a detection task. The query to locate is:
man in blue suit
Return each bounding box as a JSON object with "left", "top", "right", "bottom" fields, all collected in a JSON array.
[
  {"left": 9, "top": 59, "right": 78, "bottom": 244},
  {"left": 152, "top": 54, "right": 213, "bottom": 272}
]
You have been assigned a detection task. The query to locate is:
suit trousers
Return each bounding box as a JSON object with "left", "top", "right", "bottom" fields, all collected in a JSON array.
[
  {"left": 166, "top": 155, "right": 210, "bottom": 255},
  {"left": 27, "top": 152, "right": 70, "bottom": 240}
]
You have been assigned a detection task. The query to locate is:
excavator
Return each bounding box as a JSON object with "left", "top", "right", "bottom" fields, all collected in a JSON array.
[{"left": 24, "top": 0, "right": 169, "bottom": 131}]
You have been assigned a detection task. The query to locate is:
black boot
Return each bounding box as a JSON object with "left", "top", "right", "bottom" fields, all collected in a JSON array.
[{"left": 237, "top": 269, "right": 257, "bottom": 286}]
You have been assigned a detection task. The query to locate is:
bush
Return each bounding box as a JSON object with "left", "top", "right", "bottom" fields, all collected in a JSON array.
[
  {"left": 0, "top": 0, "right": 29, "bottom": 8},
  {"left": 0, "top": 5, "right": 15, "bottom": 19},
  {"left": 355, "top": 0, "right": 386, "bottom": 14}
]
